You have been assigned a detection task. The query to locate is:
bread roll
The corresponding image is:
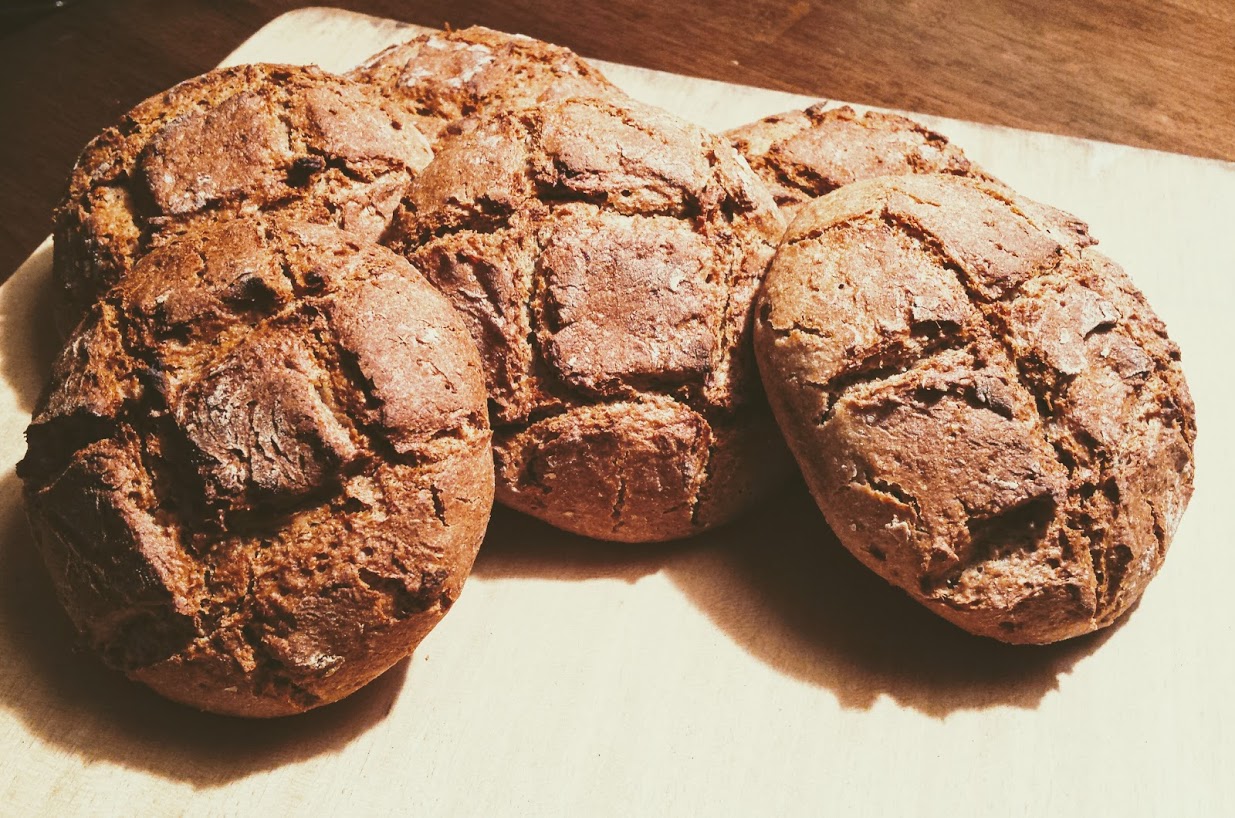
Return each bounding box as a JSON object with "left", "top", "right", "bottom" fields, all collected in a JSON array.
[
  {"left": 388, "top": 95, "right": 791, "bottom": 542},
  {"left": 754, "top": 174, "right": 1195, "bottom": 643},
  {"left": 20, "top": 216, "right": 494, "bottom": 715}
]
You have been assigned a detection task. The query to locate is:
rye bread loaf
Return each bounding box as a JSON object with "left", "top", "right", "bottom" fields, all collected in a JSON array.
[
  {"left": 349, "top": 25, "right": 620, "bottom": 143},
  {"left": 19, "top": 215, "right": 494, "bottom": 716},
  {"left": 53, "top": 63, "right": 433, "bottom": 329},
  {"left": 753, "top": 174, "right": 1195, "bottom": 643},
  {"left": 387, "top": 95, "right": 790, "bottom": 542},
  {"left": 727, "top": 104, "right": 993, "bottom": 218}
]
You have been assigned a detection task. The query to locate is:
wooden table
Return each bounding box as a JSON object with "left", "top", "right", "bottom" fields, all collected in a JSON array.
[{"left": 2, "top": 0, "right": 1233, "bottom": 280}]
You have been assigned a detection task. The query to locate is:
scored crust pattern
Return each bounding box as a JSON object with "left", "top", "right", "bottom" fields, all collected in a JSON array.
[
  {"left": 727, "top": 104, "right": 994, "bottom": 217},
  {"left": 349, "top": 25, "right": 620, "bottom": 143},
  {"left": 388, "top": 95, "right": 790, "bottom": 542},
  {"left": 19, "top": 216, "right": 494, "bottom": 715},
  {"left": 53, "top": 63, "right": 434, "bottom": 328},
  {"left": 754, "top": 174, "right": 1195, "bottom": 643}
]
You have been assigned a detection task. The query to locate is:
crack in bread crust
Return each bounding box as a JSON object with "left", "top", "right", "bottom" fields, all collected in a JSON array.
[{"left": 53, "top": 63, "right": 435, "bottom": 332}]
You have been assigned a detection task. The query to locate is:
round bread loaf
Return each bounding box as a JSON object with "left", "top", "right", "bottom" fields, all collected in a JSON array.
[
  {"left": 754, "top": 174, "right": 1195, "bottom": 643},
  {"left": 19, "top": 216, "right": 494, "bottom": 716},
  {"left": 388, "top": 95, "right": 790, "bottom": 542},
  {"left": 727, "top": 104, "right": 993, "bottom": 217},
  {"left": 350, "top": 25, "right": 619, "bottom": 143},
  {"left": 53, "top": 63, "right": 434, "bottom": 329}
]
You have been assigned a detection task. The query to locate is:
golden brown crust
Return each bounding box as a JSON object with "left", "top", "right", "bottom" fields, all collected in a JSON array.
[
  {"left": 726, "top": 104, "right": 995, "bottom": 218},
  {"left": 53, "top": 63, "right": 434, "bottom": 330},
  {"left": 388, "top": 95, "right": 791, "bottom": 542},
  {"left": 754, "top": 174, "right": 1195, "bottom": 643},
  {"left": 20, "top": 215, "right": 494, "bottom": 716},
  {"left": 349, "top": 25, "right": 620, "bottom": 143}
]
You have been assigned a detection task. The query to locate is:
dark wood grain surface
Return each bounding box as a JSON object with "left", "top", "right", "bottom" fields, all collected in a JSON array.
[{"left": 2, "top": 0, "right": 1232, "bottom": 279}]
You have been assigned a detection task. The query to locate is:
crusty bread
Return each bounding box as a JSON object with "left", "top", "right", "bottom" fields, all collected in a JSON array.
[
  {"left": 349, "top": 25, "right": 620, "bottom": 143},
  {"left": 727, "top": 104, "right": 994, "bottom": 218},
  {"left": 388, "top": 94, "right": 791, "bottom": 542},
  {"left": 35, "top": 22, "right": 1199, "bottom": 705},
  {"left": 754, "top": 174, "right": 1195, "bottom": 643},
  {"left": 20, "top": 215, "right": 494, "bottom": 715},
  {"left": 53, "top": 63, "right": 433, "bottom": 330}
]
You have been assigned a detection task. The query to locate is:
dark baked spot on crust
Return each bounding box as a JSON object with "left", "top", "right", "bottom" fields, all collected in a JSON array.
[
  {"left": 755, "top": 174, "right": 1195, "bottom": 643},
  {"left": 961, "top": 495, "right": 1057, "bottom": 571},
  {"left": 20, "top": 215, "right": 494, "bottom": 716}
]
